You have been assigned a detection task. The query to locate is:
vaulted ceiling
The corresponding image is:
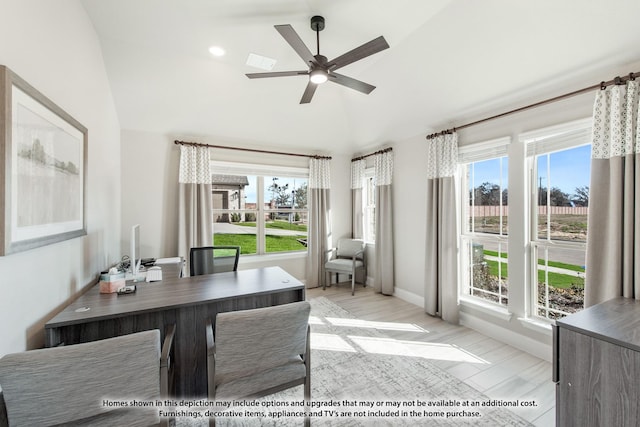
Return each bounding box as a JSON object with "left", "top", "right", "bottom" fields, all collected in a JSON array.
[{"left": 81, "top": 0, "right": 640, "bottom": 154}]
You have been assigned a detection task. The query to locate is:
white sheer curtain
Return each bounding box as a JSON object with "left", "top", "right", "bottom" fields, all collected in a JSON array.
[
  {"left": 178, "top": 145, "right": 212, "bottom": 276},
  {"left": 373, "top": 151, "right": 394, "bottom": 295},
  {"left": 425, "top": 133, "right": 459, "bottom": 323},
  {"left": 585, "top": 79, "right": 640, "bottom": 306},
  {"left": 305, "top": 158, "right": 332, "bottom": 288},
  {"left": 351, "top": 159, "right": 366, "bottom": 239}
]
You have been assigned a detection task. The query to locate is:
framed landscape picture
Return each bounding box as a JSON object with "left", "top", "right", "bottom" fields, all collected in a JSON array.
[{"left": 0, "top": 65, "right": 87, "bottom": 255}]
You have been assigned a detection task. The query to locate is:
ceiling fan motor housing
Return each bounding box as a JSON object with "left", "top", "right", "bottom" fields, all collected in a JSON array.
[{"left": 310, "top": 15, "right": 325, "bottom": 32}]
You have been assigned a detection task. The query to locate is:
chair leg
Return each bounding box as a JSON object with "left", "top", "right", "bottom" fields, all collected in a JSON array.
[
  {"left": 304, "top": 377, "right": 311, "bottom": 427},
  {"left": 351, "top": 274, "right": 355, "bottom": 296}
]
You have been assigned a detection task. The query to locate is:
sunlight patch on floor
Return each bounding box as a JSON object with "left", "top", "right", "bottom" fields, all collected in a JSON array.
[
  {"left": 310, "top": 332, "right": 357, "bottom": 352},
  {"left": 348, "top": 335, "right": 489, "bottom": 364},
  {"left": 308, "top": 315, "right": 325, "bottom": 325},
  {"left": 325, "top": 317, "right": 427, "bottom": 333}
]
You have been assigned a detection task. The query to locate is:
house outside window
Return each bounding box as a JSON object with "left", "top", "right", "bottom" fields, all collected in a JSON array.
[{"left": 210, "top": 162, "right": 308, "bottom": 256}]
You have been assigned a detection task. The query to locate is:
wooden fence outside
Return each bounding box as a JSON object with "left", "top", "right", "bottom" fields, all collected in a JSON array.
[{"left": 469, "top": 206, "right": 588, "bottom": 217}]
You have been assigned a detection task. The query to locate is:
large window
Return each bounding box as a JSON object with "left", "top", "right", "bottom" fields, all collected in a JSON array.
[
  {"left": 459, "top": 121, "right": 591, "bottom": 323},
  {"left": 211, "top": 162, "right": 308, "bottom": 256},
  {"left": 459, "top": 138, "right": 510, "bottom": 306},
  {"left": 526, "top": 122, "right": 591, "bottom": 319}
]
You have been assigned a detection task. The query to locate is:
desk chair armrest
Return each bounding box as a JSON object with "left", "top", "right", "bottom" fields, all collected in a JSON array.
[
  {"left": 206, "top": 319, "right": 216, "bottom": 399},
  {"left": 160, "top": 324, "right": 176, "bottom": 397},
  {"left": 352, "top": 249, "right": 365, "bottom": 266}
]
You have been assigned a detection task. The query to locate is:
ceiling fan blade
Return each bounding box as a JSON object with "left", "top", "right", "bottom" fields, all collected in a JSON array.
[
  {"left": 327, "top": 36, "right": 389, "bottom": 71},
  {"left": 246, "top": 70, "right": 308, "bottom": 79},
  {"left": 300, "top": 81, "right": 318, "bottom": 104},
  {"left": 328, "top": 72, "right": 376, "bottom": 94},
  {"left": 275, "top": 24, "right": 316, "bottom": 66}
]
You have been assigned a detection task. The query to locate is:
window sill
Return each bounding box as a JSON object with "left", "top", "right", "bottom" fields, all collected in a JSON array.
[
  {"left": 240, "top": 251, "right": 307, "bottom": 265},
  {"left": 517, "top": 317, "right": 553, "bottom": 335},
  {"left": 459, "top": 295, "right": 513, "bottom": 322}
]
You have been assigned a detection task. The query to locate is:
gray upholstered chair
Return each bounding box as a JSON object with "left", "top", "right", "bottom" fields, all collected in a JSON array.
[
  {"left": 190, "top": 246, "right": 240, "bottom": 276},
  {"left": 324, "top": 238, "right": 366, "bottom": 295},
  {"left": 0, "top": 326, "right": 175, "bottom": 427},
  {"left": 206, "top": 301, "right": 311, "bottom": 427}
]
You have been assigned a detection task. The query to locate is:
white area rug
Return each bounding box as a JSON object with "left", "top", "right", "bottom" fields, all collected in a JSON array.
[{"left": 176, "top": 297, "right": 532, "bottom": 426}]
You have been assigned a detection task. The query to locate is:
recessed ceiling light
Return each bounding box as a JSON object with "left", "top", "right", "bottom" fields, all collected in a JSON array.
[
  {"left": 246, "top": 53, "right": 277, "bottom": 71},
  {"left": 208, "top": 46, "right": 226, "bottom": 57}
]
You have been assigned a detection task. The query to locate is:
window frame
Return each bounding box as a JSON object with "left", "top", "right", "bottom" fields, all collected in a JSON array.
[
  {"left": 458, "top": 137, "right": 511, "bottom": 309},
  {"left": 210, "top": 161, "right": 309, "bottom": 258},
  {"left": 522, "top": 118, "right": 592, "bottom": 321},
  {"left": 363, "top": 167, "right": 376, "bottom": 244}
]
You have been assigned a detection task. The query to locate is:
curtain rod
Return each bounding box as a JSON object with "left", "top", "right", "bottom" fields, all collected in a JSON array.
[
  {"left": 174, "top": 140, "right": 332, "bottom": 160},
  {"left": 351, "top": 147, "right": 393, "bottom": 162},
  {"left": 425, "top": 71, "right": 640, "bottom": 140}
]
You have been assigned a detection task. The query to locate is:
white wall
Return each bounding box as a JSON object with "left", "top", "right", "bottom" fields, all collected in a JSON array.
[
  {"left": 120, "top": 129, "right": 352, "bottom": 282},
  {"left": 0, "top": 0, "right": 121, "bottom": 355}
]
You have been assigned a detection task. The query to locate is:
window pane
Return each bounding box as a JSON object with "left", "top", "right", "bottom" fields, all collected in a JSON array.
[
  {"left": 212, "top": 211, "right": 257, "bottom": 255},
  {"left": 535, "top": 145, "right": 590, "bottom": 242},
  {"left": 263, "top": 176, "right": 308, "bottom": 254},
  {"left": 264, "top": 211, "right": 308, "bottom": 254},
  {"left": 467, "top": 158, "right": 508, "bottom": 235},
  {"left": 264, "top": 177, "right": 307, "bottom": 210},
  {"left": 534, "top": 245, "right": 585, "bottom": 319},
  {"left": 463, "top": 239, "right": 508, "bottom": 305},
  {"left": 364, "top": 176, "right": 375, "bottom": 242},
  {"left": 212, "top": 174, "right": 258, "bottom": 255}
]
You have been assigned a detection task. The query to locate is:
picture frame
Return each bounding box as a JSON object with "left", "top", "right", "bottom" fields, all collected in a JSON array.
[{"left": 0, "top": 65, "right": 87, "bottom": 256}]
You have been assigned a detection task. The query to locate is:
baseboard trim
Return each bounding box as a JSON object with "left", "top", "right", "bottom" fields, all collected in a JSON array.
[
  {"left": 393, "top": 287, "right": 424, "bottom": 309},
  {"left": 459, "top": 311, "right": 552, "bottom": 362}
]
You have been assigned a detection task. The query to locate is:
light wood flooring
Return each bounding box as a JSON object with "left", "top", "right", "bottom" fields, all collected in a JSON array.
[{"left": 307, "top": 283, "right": 556, "bottom": 427}]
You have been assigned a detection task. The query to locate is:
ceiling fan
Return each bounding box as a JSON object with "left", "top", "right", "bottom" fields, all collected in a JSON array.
[{"left": 246, "top": 16, "right": 389, "bottom": 104}]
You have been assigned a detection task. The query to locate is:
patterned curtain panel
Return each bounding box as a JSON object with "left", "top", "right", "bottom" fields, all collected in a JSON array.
[
  {"left": 351, "top": 159, "right": 366, "bottom": 239},
  {"left": 374, "top": 151, "right": 394, "bottom": 295},
  {"left": 586, "top": 80, "right": 640, "bottom": 306},
  {"left": 178, "top": 145, "right": 213, "bottom": 276},
  {"left": 305, "top": 158, "right": 332, "bottom": 288},
  {"left": 425, "top": 133, "right": 459, "bottom": 323}
]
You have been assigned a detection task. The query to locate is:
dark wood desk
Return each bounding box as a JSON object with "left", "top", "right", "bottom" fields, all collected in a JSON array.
[{"left": 45, "top": 266, "right": 305, "bottom": 397}]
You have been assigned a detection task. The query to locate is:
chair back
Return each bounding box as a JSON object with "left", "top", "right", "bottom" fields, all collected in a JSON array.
[
  {"left": 190, "top": 246, "right": 240, "bottom": 276},
  {"left": 214, "top": 301, "right": 310, "bottom": 386},
  {"left": 336, "top": 239, "right": 365, "bottom": 259},
  {"left": 0, "top": 330, "right": 161, "bottom": 427}
]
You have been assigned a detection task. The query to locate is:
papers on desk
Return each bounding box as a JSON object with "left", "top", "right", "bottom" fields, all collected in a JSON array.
[{"left": 146, "top": 267, "right": 163, "bottom": 282}]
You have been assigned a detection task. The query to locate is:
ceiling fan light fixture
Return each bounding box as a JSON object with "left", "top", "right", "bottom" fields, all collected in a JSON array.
[{"left": 309, "top": 69, "right": 328, "bottom": 84}]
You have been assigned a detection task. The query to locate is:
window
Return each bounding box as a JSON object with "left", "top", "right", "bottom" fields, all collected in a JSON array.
[
  {"left": 459, "top": 138, "right": 510, "bottom": 306},
  {"left": 211, "top": 162, "right": 308, "bottom": 256},
  {"left": 458, "top": 119, "right": 592, "bottom": 326},
  {"left": 526, "top": 121, "right": 591, "bottom": 319},
  {"left": 363, "top": 169, "right": 375, "bottom": 243}
]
